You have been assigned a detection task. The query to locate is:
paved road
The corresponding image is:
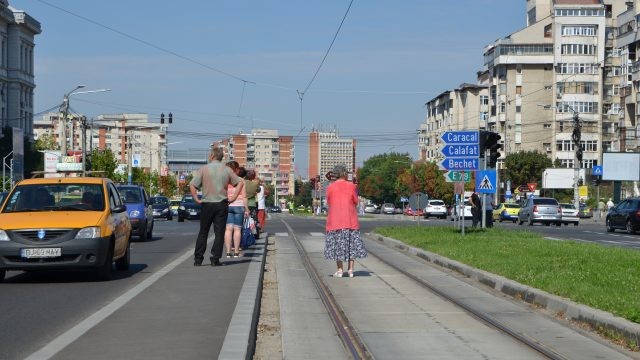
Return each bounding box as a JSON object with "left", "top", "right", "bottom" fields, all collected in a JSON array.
[{"left": 0, "top": 220, "right": 251, "bottom": 360}]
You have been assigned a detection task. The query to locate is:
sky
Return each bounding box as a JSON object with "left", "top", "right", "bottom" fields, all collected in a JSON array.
[{"left": 12, "top": 0, "right": 525, "bottom": 177}]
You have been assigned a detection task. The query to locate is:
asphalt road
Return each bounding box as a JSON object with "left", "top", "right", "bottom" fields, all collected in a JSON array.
[{"left": 0, "top": 219, "right": 242, "bottom": 360}]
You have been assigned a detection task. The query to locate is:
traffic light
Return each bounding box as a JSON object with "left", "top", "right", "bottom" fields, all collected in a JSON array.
[
  {"left": 168, "top": 112, "right": 173, "bottom": 124},
  {"left": 479, "top": 130, "right": 502, "bottom": 167},
  {"left": 160, "top": 112, "right": 165, "bottom": 124},
  {"left": 592, "top": 176, "right": 601, "bottom": 186}
]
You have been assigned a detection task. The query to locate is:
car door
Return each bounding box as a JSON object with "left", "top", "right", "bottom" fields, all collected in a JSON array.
[
  {"left": 108, "top": 183, "right": 129, "bottom": 257},
  {"left": 142, "top": 188, "right": 153, "bottom": 228},
  {"left": 611, "top": 200, "right": 629, "bottom": 227}
]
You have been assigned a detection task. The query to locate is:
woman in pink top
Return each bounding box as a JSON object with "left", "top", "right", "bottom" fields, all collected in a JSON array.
[
  {"left": 324, "top": 164, "right": 367, "bottom": 278},
  {"left": 225, "top": 162, "right": 249, "bottom": 258}
]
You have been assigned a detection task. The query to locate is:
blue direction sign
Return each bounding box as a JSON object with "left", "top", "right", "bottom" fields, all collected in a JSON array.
[
  {"left": 440, "top": 144, "right": 479, "bottom": 158},
  {"left": 476, "top": 170, "right": 496, "bottom": 194},
  {"left": 439, "top": 158, "right": 479, "bottom": 171},
  {"left": 440, "top": 131, "right": 479, "bottom": 144},
  {"left": 592, "top": 166, "right": 603, "bottom": 176}
]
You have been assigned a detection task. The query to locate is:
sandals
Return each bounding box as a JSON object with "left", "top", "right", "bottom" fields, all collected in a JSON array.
[
  {"left": 348, "top": 270, "right": 354, "bottom": 278},
  {"left": 333, "top": 270, "right": 343, "bottom": 277}
]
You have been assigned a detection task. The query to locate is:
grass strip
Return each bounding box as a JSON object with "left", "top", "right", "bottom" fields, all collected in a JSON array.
[{"left": 374, "top": 225, "right": 640, "bottom": 324}]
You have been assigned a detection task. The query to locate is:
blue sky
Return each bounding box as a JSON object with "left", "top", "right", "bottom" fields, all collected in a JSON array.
[{"left": 12, "top": 0, "right": 524, "bottom": 176}]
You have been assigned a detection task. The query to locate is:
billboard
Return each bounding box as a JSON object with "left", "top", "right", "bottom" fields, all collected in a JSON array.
[
  {"left": 542, "top": 168, "right": 586, "bottom": 189},
  {"left": 602, "top": 153, "right": 640, "bottom": 181}
]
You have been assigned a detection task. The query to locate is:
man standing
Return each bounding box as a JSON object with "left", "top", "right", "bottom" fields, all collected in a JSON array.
[
  {"left": 470, "top": 192, "right": 481, "bottom": 228},
  {"left": 190, "top": 147, "right": 243, "bottom": 267},
  {"left": 484, "top": 193, "right": 495, "bottom": 228}
]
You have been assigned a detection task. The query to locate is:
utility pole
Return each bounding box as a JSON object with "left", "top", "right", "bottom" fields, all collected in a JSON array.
[
  {"left": 60, "top": 85, "right": 86, "bottom": 156},
  {"left": 572, "top": 111, "right": 582, "bottom": 210},
  {"left": 81, "top": 116, "right": 87, "bottom": 176}
]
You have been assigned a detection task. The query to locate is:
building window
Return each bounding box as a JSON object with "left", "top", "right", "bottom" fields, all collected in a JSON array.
[
  {"left": 544, "top": 24, "right": 552, "bottom": 38},
  {"left": 516, "top": 86, "right": 522, "bottom": 95},
  {"left": 516, "top": 106, "right": 521, "bottom": 113},
  {"left": 480, "top": 95, "right": 489, "bottom": 105},
  {"left": 556, "top": 63, "right": 599, "bottom": 74},
  {"left": 556, "top": 140, "right": 574, "bottom": 151},
  {"left": 561, "top": 44, "right": 597, "bottom": 55},
  {"left": 500, "top": 102, "right": 506, "bottom": 113},
  {"left": 561, "top": 25, "right": 597, "bottom": 36}
]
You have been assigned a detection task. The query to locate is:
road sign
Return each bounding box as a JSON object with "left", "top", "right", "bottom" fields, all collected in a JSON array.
[
  {"left": 440, "top": 131, "right": 479, "bottom": 144},
  {"left": 439, "top": 158, "right": 479, "bottom": 171},
  {"left": 592, "top": 166, "right": 603, "bottom": 176},
  {"left": 476, "top": 170, "right": 496, "bottom": 194},
  {"left": 444, "top": 171, "right": 471, "bottom": 183},
  {"left": 527, "top": 183, "right": 537, "bottom": 192},
  {"left": 439, "top": 144, "right": 479, "bottom": 158},
  {"left": 517, "top": 185, "right": 529, "bottom": 193},
  {"left": 132, "top": 154, "right": 141, "bottom": 168}
]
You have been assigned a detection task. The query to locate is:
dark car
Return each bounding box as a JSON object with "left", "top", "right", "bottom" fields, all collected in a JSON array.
[
  {"left": 150, "top": 196, "right": 172, "bottom": 221},
  {"left": 117, "top": 185, "right": 154, "bottom": 240},
  {"left": 177, "top": 194, "right": 202, "bottom": 222},
  {"left": 606, "top": 197, "right": 640, "bottom": 234},
  {"left": 268, "top": 205, "right": 282, "bottom": 213}
]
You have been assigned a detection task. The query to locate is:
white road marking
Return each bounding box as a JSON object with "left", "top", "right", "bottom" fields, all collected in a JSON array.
[
  {"left": 309, "top": 232, "right": 325, "bottom": 237},
  {"left": 25, "top": 249, "right": 193, "bottom": 360},
  {"left": 275, "top": 232, "right": 289, "bottom": 237}
]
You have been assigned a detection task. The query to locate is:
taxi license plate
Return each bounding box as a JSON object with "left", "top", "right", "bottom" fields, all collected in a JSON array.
[{"left": 21, "top": 248, "right": 62, "bottom": 258}]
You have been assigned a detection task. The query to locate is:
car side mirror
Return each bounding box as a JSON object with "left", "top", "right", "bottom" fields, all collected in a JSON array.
[{"left": 113, "top": 204, "right": 127, "bottom": 213}]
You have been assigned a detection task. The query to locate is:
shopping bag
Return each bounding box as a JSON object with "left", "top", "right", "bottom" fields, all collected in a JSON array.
[
  {"left": 241, "top": 218, "right": 256, "bottom": 248},
  {"left": 248, "top": 216, "right": 257, "bottom": 235}
]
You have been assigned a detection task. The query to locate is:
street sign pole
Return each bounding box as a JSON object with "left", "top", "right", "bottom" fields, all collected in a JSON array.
[{"left": 482, "top": 149, "right": 488, "bottom": 229}]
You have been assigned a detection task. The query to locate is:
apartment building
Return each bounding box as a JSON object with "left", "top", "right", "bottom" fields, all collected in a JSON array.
[
  {"left": 308, "top": 127, "right": 356, "bottom": 180},
  {"left": 213, "top": 129, "right": 295, "bottom": 198},
  {"left": 0, "top": 1, "right": 40, "bottom": 135},
  {"left": 616, "top": 0, "right": 640, "bottom": 152},
  {"left": 419, "top": 0, "right": 629, "bottom": 170}
]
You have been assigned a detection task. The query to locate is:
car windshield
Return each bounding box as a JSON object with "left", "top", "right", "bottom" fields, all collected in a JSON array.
[
  {"left": 2, "top": 183, "right": 105, "bottom": 213},
  {"left": 170, "top": 200, "right": 180, "bottom": 206},
  {"left": 151, "top": 197, "right": 169, "bottom": 205},
  {"left": 560, "top": 203, "right": 576, "bottom": 209},
  {"left": 533, "top": 198, "right": 558, "bottom": 205},
  {"left": 118, "top": 187, "right": 143, "bottom": 204},
  {"left": 430, "top": 201, "right": 445, "bottom": 206},
  {"left": 504, "top": 203, "right": 519, "bottom": 208}
]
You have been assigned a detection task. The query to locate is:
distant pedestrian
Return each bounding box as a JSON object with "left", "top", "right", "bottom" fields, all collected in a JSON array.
[
  {"left": 324, "top": 164, "right": 367, "bottom": 278},
  {"left": 470, "top": 192, "right": 481, "bottom": 227},
  {"left": 598, "top": 199, "right": 606, "bottom": 218},
  {"left": 190, "top": 147, "right": 243, "bottom": 267},
  {"left": 607, "top": 198, "right": 615, "bottom": 211},
  {"left": 256, "top": 179, "right": 267, "bottom": 229}
]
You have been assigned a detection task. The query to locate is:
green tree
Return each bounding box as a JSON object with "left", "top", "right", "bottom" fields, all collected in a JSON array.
[
  {"left": 504, "top": 151, "right": 553, "bottom": 188},
  {"left": 89, "top": 148, "right": 120, "bottom": 179},
  {"left": 0, "top": 127, "right": 42, "bottom": 179},
  {"left": 359, "top": 152, "right": 412, "bottom": 204},
  {"left": 34, "top": 134, "right": 59, "bottom": 151}
]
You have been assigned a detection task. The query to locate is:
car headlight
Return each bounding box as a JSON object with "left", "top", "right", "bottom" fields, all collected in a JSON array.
[
  {"left": 130, "top": 210, "right": 140, "bottom": 217},
  {"left": 76, "top": 227, "right": 100, "bottom": 239},
  {"left": 179, "top": 206, "right": 185, "bottom": 210},
  {"left": 0, "top": 229, "right": 9, "bottom": 241}
]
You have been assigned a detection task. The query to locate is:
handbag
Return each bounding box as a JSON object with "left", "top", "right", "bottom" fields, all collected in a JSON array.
[{"left": 241, "top": 217, "right": 256, "bottom": 248}]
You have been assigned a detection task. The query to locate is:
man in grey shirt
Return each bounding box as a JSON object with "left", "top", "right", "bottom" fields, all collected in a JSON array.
[{"left": 190, "top": 147, "right": 243, "bottom": 266}]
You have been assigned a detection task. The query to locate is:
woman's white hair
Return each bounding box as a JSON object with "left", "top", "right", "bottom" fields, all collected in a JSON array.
[{"left": 332, "top": 164, "right": 349, "bottom": 179}]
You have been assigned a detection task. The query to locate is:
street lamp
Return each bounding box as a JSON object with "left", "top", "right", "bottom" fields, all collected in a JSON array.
[{"left": 60, "top": 85, "right": 85, "bottom": 156}]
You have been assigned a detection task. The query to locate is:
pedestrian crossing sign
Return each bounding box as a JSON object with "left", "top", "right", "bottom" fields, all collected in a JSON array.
[{"left": 475, "top": 170, "right": 496, "bottom": 194}]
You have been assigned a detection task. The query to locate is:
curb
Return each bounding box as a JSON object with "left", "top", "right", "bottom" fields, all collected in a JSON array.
[
  {"left": 218, "top": 235, "right": 267, "bottom": 360},
  {"left": 366, "top": 232, "right": 640, "bottom": 347}
]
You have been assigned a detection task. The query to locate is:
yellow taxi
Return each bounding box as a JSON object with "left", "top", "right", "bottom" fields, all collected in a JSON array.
[
  {"left": 0, "top": 177, "right": 131, "bottom": 281},
  {"left": 493, "top": 202, "right": 521, "bottom": 223}
]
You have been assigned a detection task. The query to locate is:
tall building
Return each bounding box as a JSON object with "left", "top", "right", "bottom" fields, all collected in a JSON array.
[
  {"left": 213, "top": 129, "right": 295, "bottom": 198},
  {"left": 308, "top": 127, "right": 356, "bottom": 180},
  {"left": 419, "top": 0, "right": 629, "bottom": 171},
  {"left": 0, "top": 1, "right": 40, "bottom": 135}
]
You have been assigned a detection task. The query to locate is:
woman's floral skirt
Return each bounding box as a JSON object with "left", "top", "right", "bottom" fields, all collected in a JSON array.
[{"left": 324, "top": 229, "right": 367, "bottom": 261}]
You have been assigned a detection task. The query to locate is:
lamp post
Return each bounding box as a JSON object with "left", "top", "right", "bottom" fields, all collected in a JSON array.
[{"left": 60, "top": 85, "right": 85, "bottom": 156}]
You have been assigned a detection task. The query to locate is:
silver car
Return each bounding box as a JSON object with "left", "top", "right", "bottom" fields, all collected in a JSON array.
[
  {"left": 559, "top": 203, "right": 579, "bottom": 226},
  {"left": 518, "top": 197, "right": 562, "bottom": 226}
]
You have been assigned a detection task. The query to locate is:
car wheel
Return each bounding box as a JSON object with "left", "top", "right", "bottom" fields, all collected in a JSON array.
[
  {"left": 627, "top": 220, "right": 636, "bottom": 234},
  {"left": 115, "top": 242, "right": 130, "bottom": 271},
  {"left": 518, "top": 218, "right": 523, "bottom": 225},
  {"left": 606, "top": 218, "right": 615, "bottom": 232},
  {"left": 544, "top": 222, "right": 550, "bottom": 226},
  {"left": 178, "top": 216, "right": 184, "bottom": 222},
  {"left": 146, "top": 221, "right": 153, "bottom": 241},
  {"left": 528, "top": 215, "right": 533, "bottom": 226},
  {"left": 0, "top": 269, "right": 5, "bottom": 282},
  {"left": 96, "top": 242, "right": 114, "bottom": 281}
]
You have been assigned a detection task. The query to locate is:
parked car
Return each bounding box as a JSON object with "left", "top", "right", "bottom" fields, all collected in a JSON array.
[
  {"left": 268, "top": 205, "right": 282, "bottom": 213},
  {"left": 170, "top": 199, "right": 181, "bottom": 217},
  {"left": 492, "top": 202, "right": 520, "bottom": 223},
  {"left": 450, "top": 201, "right": 473, "bottom": 221},
  {"left": 578, "top": 203, "right": 593, "bottom": 218},
  {"left": 606, "top": 197, "right": 640, "bottom": 234},
  {"left": 364, "top": 204, "right": 380, "bottom": 214},
  {"left": 559, "top": 203, "right": 580, "bottom": 226},
  {"left": 150, "top": 195, "right": 172, "bottom": 221},
  {"left": 177, "top": 194, "right": 202, "bottom": 222},
  {"left": 381, "top": 203, "right": 396, "bottom": 214},
  {"left": 0, "top": 177, "right": 132, "bottom": 281},
  {"left": 117, "top": 185, "right": 154, "bottom": 240},
  {"left": 517, "top": 197, "right": 562, "bottom": 226},
  {"left": 423, "top": 199, "right": 447, "bottom": 219}
]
